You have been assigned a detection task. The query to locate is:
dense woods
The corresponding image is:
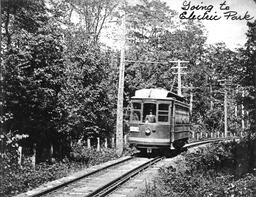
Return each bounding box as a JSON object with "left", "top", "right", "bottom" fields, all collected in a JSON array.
[
  {"left": 1, "top": 0, "right": 256, "bottom": 160},
  {"left": 0, "top": 0, "right": 255, "bottom": 196}
]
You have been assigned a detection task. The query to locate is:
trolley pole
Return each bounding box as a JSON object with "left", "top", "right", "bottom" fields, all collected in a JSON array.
[{"left": 116, "top": 10, "right": 126, "bottom": 156}]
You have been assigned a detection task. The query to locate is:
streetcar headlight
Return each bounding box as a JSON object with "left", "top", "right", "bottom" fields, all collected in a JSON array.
[{"left": 145, "top": 128, "right": 151, "bottom": 135}]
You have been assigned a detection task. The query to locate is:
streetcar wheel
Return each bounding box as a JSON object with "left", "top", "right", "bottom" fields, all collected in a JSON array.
[
  {"left": 138, "top": 148, "right": 147, "bottom": 155},
  {"left": 173, "top": 139, "right": 186, "bottom": 150}
]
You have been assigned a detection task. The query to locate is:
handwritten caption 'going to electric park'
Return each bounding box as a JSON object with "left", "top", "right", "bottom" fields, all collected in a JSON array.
[{"left": 179, "top": 1, "right": 254, "bottom": 21}]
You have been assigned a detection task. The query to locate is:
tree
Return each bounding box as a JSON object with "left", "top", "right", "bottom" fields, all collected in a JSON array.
[
  {"left": 1, "top": 0, "right": 67, "bottom": 160},
  {"left": 49, "top": 0, "right": 119, "bottom": 45},
  {"left": 1, "top": 0, "right": 120, "bottom": 158},
  {"left": 1, "top": 0, "right": 48, "bottom": 51},
  {"left": 190, "top": 43, "right": 241, "bottom": 135},
  {"left": 45, "top": 0, "right": 121, "bottom": 144},
  {"left": 57, "top": 41, "right": 115, "bottom": 142},
  {"left": 120, "top": 0, "right": 207, "bottom": 104},
  {"left": 239, "top": 20, "right": 256, "bottom": 133}
]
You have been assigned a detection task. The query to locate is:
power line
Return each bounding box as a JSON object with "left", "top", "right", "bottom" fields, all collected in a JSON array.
[{"left": 124, "top": 60, "right": 188, "bottom": 64}]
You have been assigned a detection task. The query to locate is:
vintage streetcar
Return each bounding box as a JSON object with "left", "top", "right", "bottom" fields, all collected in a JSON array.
[{"left": 127, "top": 88, "right": 191, "bottom": 154}]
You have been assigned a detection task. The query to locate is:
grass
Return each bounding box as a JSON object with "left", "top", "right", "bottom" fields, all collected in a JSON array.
[
  {"left": 1, "top": 147, "right": 121, "bottom": 197},
  {"left": 137, "top": 136, "right": 256, "bottom": 197}
]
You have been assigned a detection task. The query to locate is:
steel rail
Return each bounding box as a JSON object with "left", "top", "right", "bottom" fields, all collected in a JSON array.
[
  {"left": 85, "top": 138, "right": 233, "bottom": 197},
  {"left": 84, "top": 139, "right": 232, "bottom": 197},
  {"left": 41, "top": 157, "right": 134, "bottom": 197},
  {"left": 185, "top": 137, "right": 237, "bottom": 149},
  {"left": 17, "top": 156, "right": 133, "bottom": 197},
  {"left": 85, "top": 157, "right": 163, "bottom": 197},
  {"left": 16, "top": 137, "right": 237, "bottom": 197}
]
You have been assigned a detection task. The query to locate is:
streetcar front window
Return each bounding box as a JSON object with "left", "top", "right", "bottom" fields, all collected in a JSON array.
[
  {"left": 131, "top": 102, "right": 142, "bottom": 122},
  {"left": 133, "top": 102, "right": 141, "bottom": 110},
  {"left": 143, "top": 103, "right": 156, "bottom": 123},
  {"left": 131, "top": 111, "right": 141, "bottom": 121}
]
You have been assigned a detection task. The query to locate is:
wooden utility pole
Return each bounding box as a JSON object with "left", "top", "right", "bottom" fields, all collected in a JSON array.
[
  {"left": 210, "top": 84, "right": 213, "bottom": 110},
  {"left": 218, "top": 79, "right": 228, "bottom": 137},
  {"left": 224, "top": 85, "right": 228, "bottom": 137},
  {"left": 234, "top": 89, "right": 238, "bottom": 135},
  {"left": 241, "top": 90, "right": 245, "bottom": 131},
  {"left": 0, "top": 0, "right": 3, "bottom": 153},
  {"left": 116, "top": 11, "right": 126, "bottom": 156},
  {"left": 190, "top": 84, "right": 193, "bottom": 114},
  {"left": 177, "top": 60, "right": 182, "bottom": 96},
  {"left": 171, "top": 60, "right": 188, "bottom": 96},
  {"left": 0, "top": 0, "right": 2, "bottom": 127},
  {"left": 0, "top": 0, "right": 3, "bottom": 187},
  {"left": 235, "top": 89, "right": 238, "bottom": 117}
]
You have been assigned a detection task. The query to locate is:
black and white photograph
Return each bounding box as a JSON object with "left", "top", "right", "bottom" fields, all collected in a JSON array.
[{"left": 0, "top": 0, "right": 256, "bottom": 196}]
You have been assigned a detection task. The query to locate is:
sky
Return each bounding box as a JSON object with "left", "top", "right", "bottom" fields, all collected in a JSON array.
[{"left": 125, "top": 0, "right": 256, "bottom": 50}]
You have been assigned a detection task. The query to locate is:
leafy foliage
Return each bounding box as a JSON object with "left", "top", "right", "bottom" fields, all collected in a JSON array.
[
  {"left": 1, "top": 0, "right": 255, "bottom": 179},
  {"left": 49, "top": 0, "right": 119, "bottom": 45},
  {"left": 1, "top": 143, "right": 119, "bottom": 197},
  {"left": 69, "top": 142, "right": 119, "bottom": 165},
  {"left": 121, "top": 0, "right": 242, "bottom": 137},
  {"left": 190, "top": 43, "right": 241, "bottom": 134},
  {"left": 138, "top": 137, "right": 256, "bottom": 197},
  {"left": 57, "top": 32, "right": 116, "bottom": 139},
  {"left": 1, "top": 0, "right": 117, "bottom": 160},
  {"left": 122, "top": 0, "right": 207, "bottom": 103},
  {"left": 1, "top": 0, "right": 67, "bottom": 162},
  {"left": 4, "top": 27, "right": 64, "bottom": 137},
  {"left": 1, "top": 1, "right": 256, "bottom": 196},
  {"left": 238, "top": 20, "right": 256, "bottom": 133},
  {"left": 1, "top": 0, "right": 48, "bottom": 50}
]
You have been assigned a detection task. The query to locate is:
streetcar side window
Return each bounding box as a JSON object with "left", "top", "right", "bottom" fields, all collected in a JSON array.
[
  {"left": 131, "top": 102, "right": 142, "bottom": 122},
  {"left": 175, "top": 105, "right": 189, "bottom": 124},
  {"left": 158, "top": 104, "right": 169, "bottom": 122}
]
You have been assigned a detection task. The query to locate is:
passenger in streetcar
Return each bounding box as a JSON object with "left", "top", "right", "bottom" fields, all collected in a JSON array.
[{"left": 145, "top": 111, "right": 156, "bottom": 123}]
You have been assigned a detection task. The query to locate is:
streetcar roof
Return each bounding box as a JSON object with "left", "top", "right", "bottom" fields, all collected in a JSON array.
[{"left": 131, "top": 88, "right": 186, "bottom": 102}]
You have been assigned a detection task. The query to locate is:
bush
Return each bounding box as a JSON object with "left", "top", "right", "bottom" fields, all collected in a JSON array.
[
  {"left": 138, "top": 137, "right": 256, "bottom": 197},
  {"left": 1, "top": 142, "right": 120, "bottom": 197},
  {"left": 69, "top": 143, "right": 119, "bottom": 166},
  {"left": 0, "top": 154, "right": 86, "bottom": 197}
]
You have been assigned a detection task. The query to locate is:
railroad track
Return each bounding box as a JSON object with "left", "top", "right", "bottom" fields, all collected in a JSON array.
[
  {"left": 16, "top": 138, "right": 234, "bottom": 197},
  {"left": 86, "top": 157, "right": 162, "bottom": 197},
  {"left": 43, "top": 157, "right": 162, "bottom": 197}
]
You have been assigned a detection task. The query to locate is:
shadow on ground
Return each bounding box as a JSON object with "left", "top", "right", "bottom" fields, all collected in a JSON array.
[{"left": 133, "top": 147, "right": 188, "bottom": 158}]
